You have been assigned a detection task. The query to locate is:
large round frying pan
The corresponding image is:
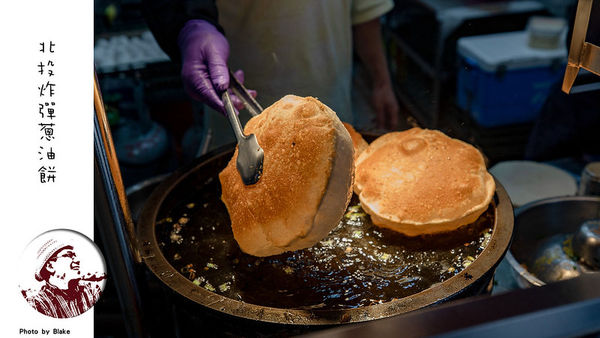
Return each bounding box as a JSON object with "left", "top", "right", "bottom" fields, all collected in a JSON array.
[{"left": 137, "top": 133, "right": 513, "bottom": 327}]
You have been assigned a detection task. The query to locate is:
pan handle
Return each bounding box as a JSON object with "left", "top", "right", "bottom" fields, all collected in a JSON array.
[
  {"left": 93, "top": 70, "right": 146, "bottom": 337},
  {"left": 93, "top": 71, "right": 141, "bottom": 263}
]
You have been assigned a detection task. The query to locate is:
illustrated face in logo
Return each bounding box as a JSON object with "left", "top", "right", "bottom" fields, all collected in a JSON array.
[
  {"left": 46, "top": 248, "right": 80, "bottom": 283},
  {"left": 20, "top": 230, "right": 107, "bottom": 318}
]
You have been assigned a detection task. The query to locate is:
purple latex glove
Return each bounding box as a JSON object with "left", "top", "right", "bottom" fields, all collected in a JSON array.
[{"left": 178, "top": 20, "right": 256, "bottom": 114}]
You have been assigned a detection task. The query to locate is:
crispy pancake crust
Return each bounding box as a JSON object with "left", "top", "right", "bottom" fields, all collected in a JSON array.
[
  {"left": 355, "top": 128, "right": 495, "bottom": 236},
  {"left": 219, "top": 95, "right": 354, "bottom": 256},
  {"left": 343, "top": 122, "right": 368, "bottom": 159}
]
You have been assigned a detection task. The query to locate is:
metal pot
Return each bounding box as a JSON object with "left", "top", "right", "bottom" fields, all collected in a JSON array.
[{"left": 506, "top": 196, "right": 600, "bottom": 288}]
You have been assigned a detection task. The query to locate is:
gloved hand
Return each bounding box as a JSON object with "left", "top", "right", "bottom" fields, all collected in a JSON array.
[{"left": 178, "top": 20, "right": 256, "bottom": 114}]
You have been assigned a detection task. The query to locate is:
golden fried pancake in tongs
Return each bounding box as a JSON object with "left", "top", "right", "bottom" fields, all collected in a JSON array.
[
  {"left": 219, "top": 95, "right": 355, "bottom": 256},
  {"left": 355, "top": 128, "right": 495, "bottom": 236}
]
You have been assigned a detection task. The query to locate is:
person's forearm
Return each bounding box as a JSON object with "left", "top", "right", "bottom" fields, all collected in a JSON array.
[
  {"left": 353, "top": 18, "right": 399, "bottom": 130},
  {"left": 353, "top": 18, "right": 392, "bottom": 88}
]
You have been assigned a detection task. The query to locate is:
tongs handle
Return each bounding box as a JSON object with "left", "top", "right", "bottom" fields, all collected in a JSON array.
[
  {"left": 228, "top": 69, "right": 263, "bottom": 116},
  {"left": 222, "top": 90, "right": 246, "bottom": 143}
]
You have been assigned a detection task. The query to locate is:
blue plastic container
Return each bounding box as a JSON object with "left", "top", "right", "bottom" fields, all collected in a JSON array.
[{"left": 456, "top": 31, "right": 566, "bottom": 127}]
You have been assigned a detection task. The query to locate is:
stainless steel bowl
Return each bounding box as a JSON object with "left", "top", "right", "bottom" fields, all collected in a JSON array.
[{"left": 506, "top": 196, "right": 600, "bottom": 288}]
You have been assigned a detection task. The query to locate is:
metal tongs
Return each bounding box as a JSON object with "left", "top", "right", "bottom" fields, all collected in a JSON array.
[{"left": 222, "top": 69, "right": 264, "bottom": 185}]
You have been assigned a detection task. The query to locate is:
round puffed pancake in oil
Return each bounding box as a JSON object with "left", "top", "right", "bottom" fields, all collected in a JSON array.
[
  {"left": 342, "top": 122, "right": 368, "bottom": 160},
  {"left": 354, "top": 128, "right": 495, "bottom": 236}
]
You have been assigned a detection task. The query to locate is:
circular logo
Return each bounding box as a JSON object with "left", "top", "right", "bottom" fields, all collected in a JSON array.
[{"left": 19, "top": 229, "right": 107, "bottom": 318}]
